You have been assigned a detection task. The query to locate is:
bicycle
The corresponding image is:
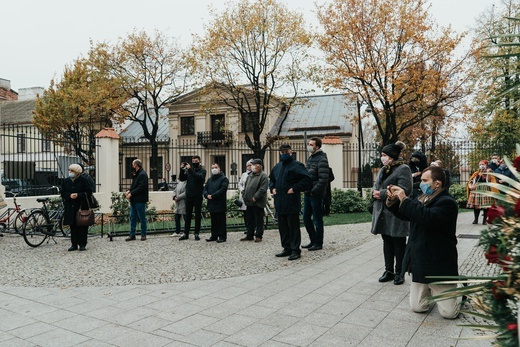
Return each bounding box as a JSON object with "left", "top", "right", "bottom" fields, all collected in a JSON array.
[
  {"left": 22, "top": 196, "right": 70, "bottom": 247},
  {"left": 0, "top": 193, "right": 30, "bottom": 236}
]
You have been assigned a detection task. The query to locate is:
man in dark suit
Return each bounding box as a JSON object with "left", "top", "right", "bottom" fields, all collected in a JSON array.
[{"left": 125, "top": 159, "right": 149, "bottom": 241}]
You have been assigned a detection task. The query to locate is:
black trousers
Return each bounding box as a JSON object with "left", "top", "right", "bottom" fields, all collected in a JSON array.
[
  {"left": 277, "top": 213, "right": 301, "bottom": 254},
  {"left": 71, "top": 225, "right": 88, "bottom": 247},
  {"left": 245, "top": 206, "right": 265, "bottom": 239},
  {"left": 210, "top": 212, "right": 226, "bottom": 240},
  {"left": 184, "top": 198, "right": 203, "bottom": 235},
  {"left": 381, "top": 234, "right": 406, "bottom": 274}
]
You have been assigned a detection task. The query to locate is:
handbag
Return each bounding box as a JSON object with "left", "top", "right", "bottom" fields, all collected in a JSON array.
[
  {"left": 76, "top": 196, "right": 95, "bottom": 226},
  {"left": 234, "top": 199, "right": 243, "bottom": 207}
]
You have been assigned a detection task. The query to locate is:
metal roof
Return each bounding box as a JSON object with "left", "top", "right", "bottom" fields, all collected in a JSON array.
[{"left": 119, "top": 107, "right": 170, "bottom": 143}]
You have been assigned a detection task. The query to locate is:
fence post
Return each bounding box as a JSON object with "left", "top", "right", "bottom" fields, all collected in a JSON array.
[
  {"left": 322, "top": 136, "right": 344, "bottom": 190},
  {"left": 95, "top": 128, "right": 120, "bottom": 213}
]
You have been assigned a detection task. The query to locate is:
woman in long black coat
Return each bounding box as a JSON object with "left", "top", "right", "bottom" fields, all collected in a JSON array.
[
  {"left": 203, "top": 163, "right": 229, "bottom": 242},
  {"left": 61, "top": 164, "right": 93, "bottom": 251}
]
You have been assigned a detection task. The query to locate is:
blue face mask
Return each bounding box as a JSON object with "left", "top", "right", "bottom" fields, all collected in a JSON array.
[
  {"left": 420, "top": 182, "right": 435, "bottom": 195},
  {"left": 68, "top": 172, "right": 75, "bottom": 178},
  {"left": 280, "top": 153, "right": 291, "bottom": 161}
]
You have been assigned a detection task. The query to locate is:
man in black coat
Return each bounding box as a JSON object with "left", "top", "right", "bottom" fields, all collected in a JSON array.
[
  {"left": 302, "top": 137, "right": 329, "bottom": 251},
  {"left": 180, "top": 155, "right": 207, "bottom": 241},
  {"left": 386, "top": 166, "right": 461, "bottom": 319},
  {"left": 203, "top": 163, "right": 229, "bottom": 242},
  {"left": 125, "top": 159, "right": 149, "bottom": 241},
  {"left": 269, "top": 144, "right": 312, "bottom": 260}
]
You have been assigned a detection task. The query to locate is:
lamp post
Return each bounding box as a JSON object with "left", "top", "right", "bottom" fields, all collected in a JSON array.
[{"left": 356, "top": 100, "right": 363, "bottom": 196}]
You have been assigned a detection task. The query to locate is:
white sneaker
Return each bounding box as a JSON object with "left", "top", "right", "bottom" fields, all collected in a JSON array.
[{"left": 171, "top": 233, "right": 181, "bottom": 237}]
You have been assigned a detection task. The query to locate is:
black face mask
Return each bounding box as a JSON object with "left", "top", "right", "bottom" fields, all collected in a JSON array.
[{"left": 192, "top": 162, "right": 200, "bottom": 168}]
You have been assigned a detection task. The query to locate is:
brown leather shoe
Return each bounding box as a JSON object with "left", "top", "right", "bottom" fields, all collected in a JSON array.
[
  {"left": 240, "top": 237, "right": 253, "bottom": 241},
  {"left": 125, "top": 236, "right": 136, "bottom": 241},
  {"left": 254, "top": 237, "right": 262, "bottom": 242},
  {"left": 140, "top": 236, "right": 147, "bottom": 241}
]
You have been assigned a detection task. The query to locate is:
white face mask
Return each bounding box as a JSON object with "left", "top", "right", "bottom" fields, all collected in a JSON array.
[
  {"left": 307, "top": 145, "right": 314, "bottom": 153},
  {"left": 211, "top": 168, "right": 219, "bottom": 175},
  {"left": 251, "top": 166, "right": 258, "bottom": 173},
  {"left": 479, "top": 164, "right": 487, "bottom": 171},
  {"left": 68, "top": 172, "right": 75, "bottom": 178},
  {"left": 381, "top": 155, "right": 392, "bottom": 166}
]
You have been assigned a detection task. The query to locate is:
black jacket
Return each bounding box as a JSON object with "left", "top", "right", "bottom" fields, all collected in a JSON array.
[
  {"left": 269, "top": 156, "right": 312, "bottom": 215},
  {"left": 390, "top": 189, "right": 459, "bottom": 283},
  {"left": 61, "top": 175, "right": 93, "bottom": 226},
  {"left": 130, "top": 168, "right": 149, "bottom": 203},
  {"left": 186, "top": 165, "right": 207, "bottom": 199},
  {"left": 305, "top": 150, "right": 329, "bottom": 196},
  {"left": 203, "top": 173, "right": 229, "bottom": 213}
]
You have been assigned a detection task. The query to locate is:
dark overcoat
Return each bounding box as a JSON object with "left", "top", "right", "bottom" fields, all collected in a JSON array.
[
  {"left": 393, "top": 189, "right": 459, "bottom": 283},
  {"left": 370, "top": 163, "right": 412, "bottom": 237},
  {"left": 203, "top": 173, "right": 229, "bottom": 213},
  {"left": 61, "top": 175, "right": 93, "bottom": 226}
]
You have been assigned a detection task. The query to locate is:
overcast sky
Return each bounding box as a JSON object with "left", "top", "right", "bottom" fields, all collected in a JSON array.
[{"left": 2, "top": 0, "right": 495, "bottom": 92}]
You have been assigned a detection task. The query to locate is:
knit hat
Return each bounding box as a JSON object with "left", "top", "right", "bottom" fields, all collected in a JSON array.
[
  {"left": 69, "top": 164, "right": 83, "bottom": 174},
  {"left": 246, "top": 159, "right": 253, "bottom": 166},
  {"left": 381, "top": 141, "right": 406, "bottom": 160}
]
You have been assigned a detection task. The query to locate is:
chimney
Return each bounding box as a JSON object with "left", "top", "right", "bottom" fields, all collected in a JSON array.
[
  {"left": 0, "top": 78, "right": 18, "bottom": 101},
  {"left": 18, "top": 87, "right": 44, "bottom": 101}
]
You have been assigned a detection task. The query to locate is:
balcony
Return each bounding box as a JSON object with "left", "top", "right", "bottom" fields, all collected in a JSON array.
[{"left": 197, "top": 130, "right": 233, "bottom": 147}]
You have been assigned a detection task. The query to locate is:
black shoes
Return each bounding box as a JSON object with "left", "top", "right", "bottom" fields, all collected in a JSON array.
[
  {"left": 275, "top": 250, "right": 292, "bottom": 257},
  {"left": 206, "top": 238, "right": 217, "bottom": 242},
  {"left": 378, "top": 271, "right": 395, "bottom": 282},
  {"left": 472, "top": 219, "right": 478, "bottom": 224},
  {"left": 217, "top": 239, "right": 226, "bottom": 243},
  {"left": 68, "top": 245, "right": 78, "bottom": 251},
  {"left": 179, "top": 234, "right": 189, "bottom": 240},
  {"left": 308, "top": 245, "right": 322, "bottom": 251},
  {"left": 288, "top": 253, "right": 301, "bottom": 261},
  {"left": 301, "top": 243, "right": 313, "bottom": 249},
  {"left": 394, "top": 274, "right": 404, "bottom": 285},
  {"left": 125, "top": 236, "right": 136, "bottom": 241},
  {"left": 195, "top": 234, "right": 200, "bottom": 241}
]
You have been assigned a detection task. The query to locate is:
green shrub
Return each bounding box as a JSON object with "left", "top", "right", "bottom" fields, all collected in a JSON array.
[
  {"left": 449, "top": 184, "right": 467, "bottom": 207},
  {"left": 330, "top": 188, "right": 369, "bottom": 213},
  {"left": 109, "top": 192, "right": 157, "bottom": 223}
]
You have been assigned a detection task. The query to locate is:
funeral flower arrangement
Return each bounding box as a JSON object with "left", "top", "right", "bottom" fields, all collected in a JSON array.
[{"left": 434, "top": 146, "right": 520, "bottom": 347}]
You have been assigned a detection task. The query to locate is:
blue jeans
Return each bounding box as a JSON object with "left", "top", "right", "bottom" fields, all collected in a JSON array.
[
  {"left": 303, "top": 194, "right": 325, "bottom": 246},
  {"left": 130, "top": 202, "right": 147, "bottom": 237}
]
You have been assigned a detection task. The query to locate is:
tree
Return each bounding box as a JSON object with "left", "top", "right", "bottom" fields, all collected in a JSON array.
[
  {"left": 33, "top": 59, "right": 126, "bottom": 166},
  {"left": 468, "top": 0, "right": 520, "bottom": 158},
  {"left": 188, "top": 0, "right": 312, "bottom": 159},
  {"left": 91, "top": 30, "right": 188, "bottom": 189},
  {"left": 316, "top": 0, "right": 470, "bottom": 146}
]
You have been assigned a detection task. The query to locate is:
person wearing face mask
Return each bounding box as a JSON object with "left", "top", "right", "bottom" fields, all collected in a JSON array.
[
  {"left": 494, "top": 159, "right": 515, "bottom": 186},
  {"left": 180, "top": 155, "right": 207, "bottom": 241},
  {"left": 408, "top": 151, "right": 427, "bottom": 199},
  {"left": 237, "top": 159, "right": 253, "bottom": 232},
  {"left": 241, "top": 159, "right": 269, "bottom": 242},
  {"left": 466, "top": 160, "right": 498, "bottom": 225},
  {"left": 302, "top": 137, "right": 330, "bottom": 251},
  {"left": 158, "top": 177, "right": 168, "bottom": 191},
  {"left": 269, "top": 144, "right": 312, "bottom": 260},
  {"left": 371, "top": 141, "right": 412, "bottom": 285},
  {"left": 61, "top": 164, "right": 93, "bottom": 251},
  {"left": 488, "top": 153, "right": 501, "bottom": 171},
  {"left": 171, "top": 167, "right": 187, "bottom": 236},
  {"left": 125, "top": 159, "right": 149, "bottom": 241},
  {"left": 203, "top": 163, "right": 229, "bottom": 242},
  {"left": 385, "top": 166, "right": 461, "bottom": 319}
]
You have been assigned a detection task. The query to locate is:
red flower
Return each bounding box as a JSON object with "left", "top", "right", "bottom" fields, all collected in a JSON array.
[
  {"left": 506, "top": 323, "right": 519, "bottom": 335},
  {"left": 515, "top": 199, "right": 520, "bottom": 217},
  {"left": 491, "top": 280, "right": 506, "bottom": 300},
  {"left": 485, "top": 245, "right": 500, "bottom": 264},
  {"left": 514, "top": 156, "right": 520, "bottom": 172},
  {"left": 487, "top": 205, "right": 505, "bottom": 223}
]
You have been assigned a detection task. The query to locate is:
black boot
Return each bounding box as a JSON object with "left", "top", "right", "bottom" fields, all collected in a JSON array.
[
  {"left": 472, "top": 209, "right": 480, "bottom": 224},
  {"left": 482, "top": 209, "right": 488, "bottom": 225},
  {"left": 378, "top": 271, "right": 395, "bottom": 282}
]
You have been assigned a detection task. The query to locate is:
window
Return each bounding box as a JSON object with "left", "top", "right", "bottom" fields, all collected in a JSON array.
[
  {"left": 180, "top": 116, "right": 194, "bottom": 135},
  {"left": 211, "top": 114, "right": 225, "bottom": 132},
  {"left": 17, "top": 134, "right": 26, "bottom": 153},
  {"left": 41, "top": 136, "right": 51, "bottom": 152},
  {"left": 241, "top": 112, "right": 256, "bottom": 133}
]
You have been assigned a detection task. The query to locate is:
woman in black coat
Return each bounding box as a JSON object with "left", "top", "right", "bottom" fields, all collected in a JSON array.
[
  {"left": 61, "top": 164, "right": 93, "bottom": 251},
  {"left": 203, "top": 163, "right": 229, "bottom": 242}
]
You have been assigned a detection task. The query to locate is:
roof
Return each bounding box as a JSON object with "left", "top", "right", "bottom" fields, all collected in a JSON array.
[
  {"left": 119, "top": 107, "right": 170, "bottom": 143},
  {"left": 273, "top": 94, "right": 355, "bottom": 138},
  {"left": 0, "top": 99, "right": 36, "bottom": 125}
]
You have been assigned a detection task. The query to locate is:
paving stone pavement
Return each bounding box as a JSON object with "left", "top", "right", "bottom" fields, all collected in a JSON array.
[{"left": 0, "top": 212, "right": 494, "bottom": 346}]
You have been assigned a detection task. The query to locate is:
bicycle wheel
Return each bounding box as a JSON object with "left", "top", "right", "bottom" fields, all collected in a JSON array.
[
  {"left": 59, "top": 214, "right": 71, "bottom": 237},
  {"left": 23, "top": 210, "right": 50, "bottom": 247},
  {"left": 13, "top": 210, "right": 29, "bottom": 234}
]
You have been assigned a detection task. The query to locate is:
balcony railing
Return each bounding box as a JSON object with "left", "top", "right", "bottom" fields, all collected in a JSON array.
[{"left": 197, "top": 130, "right": 233, "bottom": 147}]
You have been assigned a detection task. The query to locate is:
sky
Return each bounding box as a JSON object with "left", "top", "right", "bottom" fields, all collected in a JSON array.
[{"left": 2, "top": 0, "right": 496, "bottom": 92}]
